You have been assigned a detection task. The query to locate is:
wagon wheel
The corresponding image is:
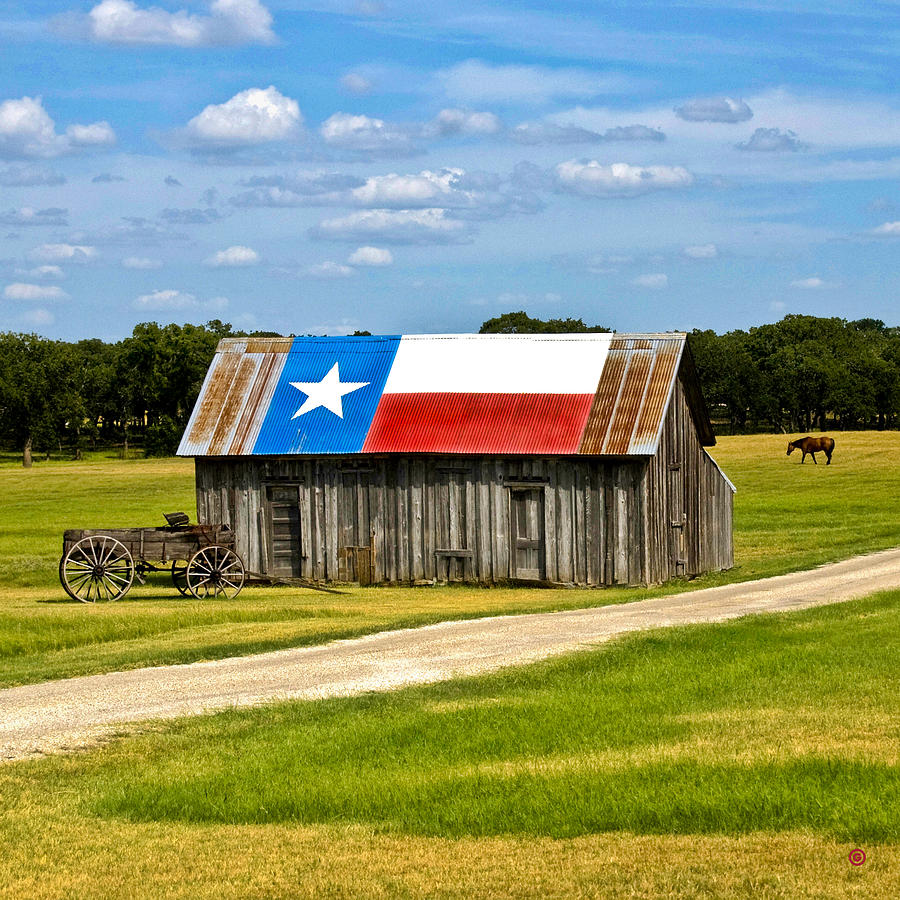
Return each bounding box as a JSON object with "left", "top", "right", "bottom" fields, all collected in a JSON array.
[
  {"left": 171, "top": 560, "right": 190, "bottom": 596},
  {"left": 59, "top": 535, "right": 135, "bottom": 603},
  {"left": 186, "top": 545, "right": 245, "bottom": 599}
]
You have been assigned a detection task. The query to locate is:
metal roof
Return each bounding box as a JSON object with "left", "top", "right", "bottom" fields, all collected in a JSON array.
[{"left": 178, "top": 332, "right": 713, "bottom": 458}]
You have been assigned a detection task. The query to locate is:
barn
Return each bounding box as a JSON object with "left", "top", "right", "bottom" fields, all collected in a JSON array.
[{"left": 177, "top": 332, "right": 734, "bottom": 586}]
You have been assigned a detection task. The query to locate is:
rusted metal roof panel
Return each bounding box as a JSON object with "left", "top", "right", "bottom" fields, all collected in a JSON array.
[{"left": 578, "top": 337, "right": 685, "bottom": 456}]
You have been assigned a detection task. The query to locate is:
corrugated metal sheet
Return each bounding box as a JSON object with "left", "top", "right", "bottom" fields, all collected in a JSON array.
[
  {"left": 362, "top": 392, "right": 594, "bottom": 454},
  {"left": 578, "top": 337, "right": 685, "bottom": 455},
  {"left": 179, "top": 332, "right": 707, "bottom": 458}
]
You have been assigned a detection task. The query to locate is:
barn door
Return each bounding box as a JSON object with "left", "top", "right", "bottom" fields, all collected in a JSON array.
[
  {"left": 668, "top": 461, "right": 686, "bottom": 576},
  {"left": 510, "top": 488, "right": 545, "bottom": 580},
  {"left": 266, "top": 483, "right": 301, "bottom": 578}
]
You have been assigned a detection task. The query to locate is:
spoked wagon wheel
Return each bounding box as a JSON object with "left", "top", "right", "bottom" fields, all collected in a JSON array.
[
  {"left": 186, "top": 545, "right": 245, "bottom": 599},
  {"left": 59, "top": 535, "right": 135, "bottom": 603},
  {"left": 171, "top": 560, "right": 189, "bottom": 596}
]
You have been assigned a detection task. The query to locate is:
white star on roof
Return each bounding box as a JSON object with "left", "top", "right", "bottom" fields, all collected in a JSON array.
[{"left": 290, "top": 362, "right": 369, "bottom": 419}]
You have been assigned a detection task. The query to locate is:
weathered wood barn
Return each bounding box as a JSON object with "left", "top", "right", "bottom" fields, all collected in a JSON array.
[{"left": 178, "top": 333, "right": 734, "bottom": 586}]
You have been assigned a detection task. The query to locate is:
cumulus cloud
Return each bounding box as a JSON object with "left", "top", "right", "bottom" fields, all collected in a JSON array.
[
  {"left": 675, "top": 96, "right": 753, "bottom": 123},
  {"left": 77, "top": 0, "right": 275, "bottom": 47},
  {"left": 28, "top": 243, "right": 97, "bottom": 262},
  {"left": 791, "top": 276, "right": 828, "bottom": 289},
  {"left": 438, "top": 60, "right": 629, "bottom": 104},
  {"left": 349, "top": 169, "right": 463, "bottom": 208},
  {"left": 308, "top": 261, "right": 355, "bottom": 279},
  {"left": 92, "top": 172, "right": 126, "bottom": 183},
  {"left": 0, "top": 207, "right": 68, "bottom": 227},
  {"left": 0, "top": 166, "right": 66, "bottom": 186},
  {"left": 311, "top": 208, "right": 469, "bottom": 244},
  {"left": 123, "top": 256, "right": 162, "bottom": 269},
  {"left": 684, "top": 243, "right": 718, "bottom": 259},
  {"left": 511, "top": 122, "right": 664, "bottom": 145},
  {"left": 17, "top": 265, "right": 64, "bottom": 280},
  {"left": 424, "top": 108, "right": 502, "bottom": 138},
  {"left": 134, "top": 289, "right": 229, "bottom": 310},
  {"left": 66, "top": 121, "right": 116, "bottom": 147},
  {"left": 229, "top": 171, "right": 364, "bottom": 207},
  {"left": 21, "top": 308, "right": 54, "bottom": 327},
  {"left": 205, "top": 245, "right": 260, "bottom": 266},
  {"left": 185, "top": 87, "right": 302, "bottom": 147},
  {"left": 632, "top": 273, "right": 668, "bottom": 289},
  {"left": 340, "top": 73, "right": 372, "bottom": 95},
  {"left": 872, "top": 221, "right": 900, "bottom": 236},
  {"left": 0, "top": 96, "right": 116, "bottom": 160},
  {"left": 320, "top": 112, "right": 414, "bottom": 154},
  {"left": 348, "top": 246, "right": 393, "bottom": 266},
  {"left": 555, "top": 160, "right": 693, "bottom": 197},
  {"left": 736, "top": 127, "right": 804, "bottom": 152},
  {"left": 3, "top": 282, "right": 69, "bottom": 301}
]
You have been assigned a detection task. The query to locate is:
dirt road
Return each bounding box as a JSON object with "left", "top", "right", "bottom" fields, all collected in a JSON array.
[{"left": 4, "top": 547, "right": 900, "bottom": 762}]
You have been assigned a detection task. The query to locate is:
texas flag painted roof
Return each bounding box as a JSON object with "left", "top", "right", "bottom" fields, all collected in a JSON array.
[{"left": 177, "top": 333, "right": 711, "bottom": 458}]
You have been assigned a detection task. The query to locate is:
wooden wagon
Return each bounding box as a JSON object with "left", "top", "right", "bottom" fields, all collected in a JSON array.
[{"left": 59, "top": 512, "right": 245, "bottom": 602}]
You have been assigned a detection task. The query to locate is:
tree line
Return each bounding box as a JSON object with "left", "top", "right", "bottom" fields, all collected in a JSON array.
[{"left": 2, "top": 312, "right": 898, "bottom": 466}]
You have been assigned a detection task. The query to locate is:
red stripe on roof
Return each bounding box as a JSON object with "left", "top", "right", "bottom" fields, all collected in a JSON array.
[{"left": 362, "top": 393, "right": 594, "bottom": 454}]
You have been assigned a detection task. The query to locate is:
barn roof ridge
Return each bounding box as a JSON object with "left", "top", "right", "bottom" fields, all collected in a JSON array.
[{"left": 180, "top": 332, "right": 713, "bottom": 458}]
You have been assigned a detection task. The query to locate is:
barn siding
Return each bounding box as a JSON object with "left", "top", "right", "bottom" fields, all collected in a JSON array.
[{"left": 195, "top": 454, "right": 662, "bottom": 585}]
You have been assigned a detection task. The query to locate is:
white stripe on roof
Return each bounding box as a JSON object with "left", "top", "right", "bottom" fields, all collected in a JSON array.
[{"left": 382, "top": 333, "right": 613, "bottom": 394}]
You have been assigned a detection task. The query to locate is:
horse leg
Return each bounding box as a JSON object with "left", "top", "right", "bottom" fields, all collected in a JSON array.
[
  {"left": 826, "top": 450, "right": 832, "bottom": 465},
  {"left": 800, "top": 450, "right": 806, "bottom": 463},
  {"left": 811, "top": 452, "right": 817, "bottom": 464}
]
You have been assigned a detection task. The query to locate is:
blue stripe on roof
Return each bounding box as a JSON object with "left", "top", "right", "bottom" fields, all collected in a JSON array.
[{"left": 251, "top": 335, "right": 401, "bottom": 455}]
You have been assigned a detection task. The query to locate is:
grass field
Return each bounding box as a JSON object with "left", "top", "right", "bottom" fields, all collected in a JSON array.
[
  {"left": 2, "top": 433, "right": 900, "bottom": 897},
  {"left": 1, "top": 592, "right": 897, "bottom": 897},
  {"left": 2, "top": 431, "right": 900, "bottom": 688}
]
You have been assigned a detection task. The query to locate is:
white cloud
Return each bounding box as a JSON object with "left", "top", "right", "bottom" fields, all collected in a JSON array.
[
  {"left": 350, "top": 169, "right": 461, "bottom": 208},
  {"left": 28, "top": 243, "right": 97, "bottom": 262},
  {"left": 3, "top": 282, "right": 69, "bottom": 301},
  {"left": 555, "top": 160, "right": 693, "bottom": 197},
  {"left": 675, "top": 97, "right": 753, "bottom": 123},
  {"left": 511, "top": 121, "right": 663, "bottom": 145},
  {"left": 425, "top": 108, "right": 502, "bottom": 138},
  {"left": 632, "top": 273, "right": 668, "bottom": 289},
  {"left": 308, "top": 261, "right": 355, "bottom": 279},
  {"left": 0, "top": 165, "right": 66, "bottom": 186},
  {"left": 348, "top": 246, "right": 393, "bottom": 266},
  {"left": 185, "top": 87, "right": 302, "bottom": 146},
  {"left": 83, "top": 0, "right": 274, "bottom": 47},
  {"left": 66, "top": 121, "right": 116, "bottom": 147},
  {"left": 0, "top": 207, "right": 68, "bottom": 226},
  {"left": 340, "top": 73, "right": 372, "bottom": 95},
  {"left": 791, "top": 276, "right": 829, "bottom": 289},
  {"left": 684, "top": 243, "right": 718, "bottom": 259},
  {"left": 122, "top": 256, "right": 162, "bottom": 269},
  {"left": 0, "top": 96, "right": 115, "bottom": 160},
  {"left": 872, "top": 221, "right": 900, "bottom": 236},
  {"left": 770, "top": 300, "right": 787, "bottom": 313},
  {"left": 320, "top": 112, "right": 413, "bottom": 154},
  {"left": 205, "top": 245, "right": 260, "bottom": 266},
  {"left": 16, "top": 265, "right": 64, "bottom": 280},
  {"left": 134, "top": 289, "right": 229, "bottom": 310},
  {"left": 737, "top": 127, "right": 804, "bottom": 152},
  {"left": 311, "top": 208, "right": 469, "bottom": 244},
  {"left": 438, "top": 60, "right": 630, "bottom": 104}
]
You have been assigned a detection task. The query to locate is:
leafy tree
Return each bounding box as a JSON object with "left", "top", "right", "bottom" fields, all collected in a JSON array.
[{"left": 479, "top": 310, "right": 610, "bottom": 334}]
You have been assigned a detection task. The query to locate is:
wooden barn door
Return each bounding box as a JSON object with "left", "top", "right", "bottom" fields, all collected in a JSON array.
[
  {"left": 266, "top": 483, "right": 301, "bottom": 578},
  {"left": 510, "top": 488, "right": 545, "bottom": 580}
]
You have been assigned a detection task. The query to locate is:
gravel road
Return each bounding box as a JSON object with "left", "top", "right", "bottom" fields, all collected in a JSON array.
[{"left": 4, "top": 547, "right": 900, "bottom": 762}]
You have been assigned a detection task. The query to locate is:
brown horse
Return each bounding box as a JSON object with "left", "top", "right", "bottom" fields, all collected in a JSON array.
[{"left": 787, "top": 435, "right": 835, "bottom": 465}]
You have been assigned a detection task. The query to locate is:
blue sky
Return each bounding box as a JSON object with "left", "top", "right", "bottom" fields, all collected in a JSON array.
[{"left": 2, "top": 0, "right": 900, "bottom": 339}]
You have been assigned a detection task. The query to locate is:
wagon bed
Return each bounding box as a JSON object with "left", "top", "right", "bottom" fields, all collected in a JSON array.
[{"left": 59, "top": 518, "right": 245, "bottom": 602}]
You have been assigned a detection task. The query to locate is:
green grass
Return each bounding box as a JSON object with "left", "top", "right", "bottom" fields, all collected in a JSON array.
[
  {"left": 1, "top": 595, "right": 898, "bottom": 898},
  {"left": 2, "top": 431, "right": 900, "bottom": 688},
  {"left": 90, "top": 592, "right": 900, "bottom": 841}
]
